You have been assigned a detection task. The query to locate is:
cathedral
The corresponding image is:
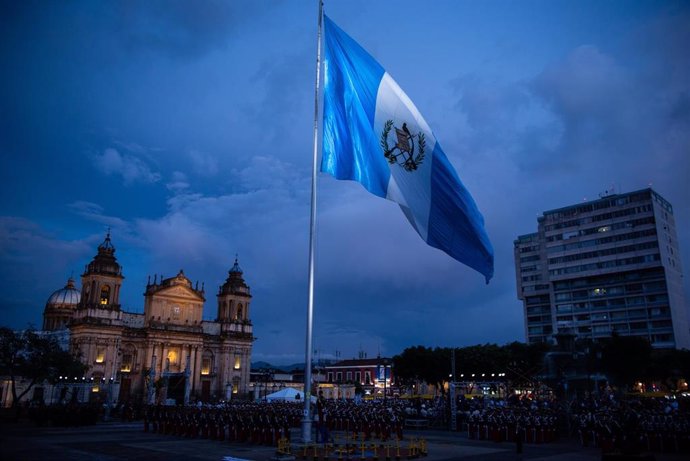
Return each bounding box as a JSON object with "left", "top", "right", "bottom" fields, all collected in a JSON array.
[{"left": 42, "top": 232, "right": 254, "bottom": 404}]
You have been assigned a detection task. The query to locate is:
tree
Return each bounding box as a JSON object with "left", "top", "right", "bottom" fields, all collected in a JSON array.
[
  {"left": 599, "top": 333, "right": 652, "bottom": 392},
  {"left": 0, "top": 327, "right": 87, "bottom": 408},
  {"left": 393, "top": 346, "right": 449, "bottom": 393}
]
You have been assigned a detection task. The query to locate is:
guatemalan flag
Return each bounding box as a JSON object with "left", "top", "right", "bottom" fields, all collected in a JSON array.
[{"left": 321, "top": 15, "right": 494, "bottom": 283}]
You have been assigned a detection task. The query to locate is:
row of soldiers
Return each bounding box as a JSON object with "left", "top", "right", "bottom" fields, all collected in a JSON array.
[
  {"left": 571, "top": 396, "right": 690, "bottom": 454},
  {"left": 144, "top": 402, "right": 297, "bottom": 445},
  {"left": 317, "top": 399, "right": 407, "bottom": 441},
  {"left": 465, "top": 408, "right": 559, "bottom": 443},
  {"left": 144, "top": 399, "right": 409, "bottom": 446}
]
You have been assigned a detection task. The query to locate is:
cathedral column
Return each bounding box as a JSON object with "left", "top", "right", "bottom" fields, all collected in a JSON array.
[{"left": 192, "top": 346, "right": 202, "bottom": 396}]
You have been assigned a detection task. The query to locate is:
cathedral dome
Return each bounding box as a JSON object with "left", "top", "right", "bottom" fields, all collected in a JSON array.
[
  {"left": 46, "top": 277, "right": 81, "bottom": 307},
  {"left": 219, "top": 257, "right": 251, "bottom": 296}
]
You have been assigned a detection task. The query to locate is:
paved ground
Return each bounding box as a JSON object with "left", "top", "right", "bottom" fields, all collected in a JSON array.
[{"left": 0, "top": 421, "right": 686, "bottom": 461}]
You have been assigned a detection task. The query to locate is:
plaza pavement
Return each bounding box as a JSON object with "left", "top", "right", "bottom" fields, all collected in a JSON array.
[{"left": 1, "top": 421, "right": 687, "bottom": 461}]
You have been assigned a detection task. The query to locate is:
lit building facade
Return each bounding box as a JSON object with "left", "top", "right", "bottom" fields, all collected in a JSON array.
[
  {"left": 323, "top": 357, "right": 395, "bottom": 398},
  {"left": 515, "top": 188, "right": 690, "bottom": 349},
  {"left": 41, "top": 233, "right": 254, "bottom": 404}
]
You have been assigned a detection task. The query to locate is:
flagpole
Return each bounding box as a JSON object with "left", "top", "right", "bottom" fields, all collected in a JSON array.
[{"left": 302, "top": 0, "right": 323, "bottom": 444}]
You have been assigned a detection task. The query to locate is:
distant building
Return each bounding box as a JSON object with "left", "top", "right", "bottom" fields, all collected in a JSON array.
[
  {"left": 37, "top": 232, "right": 255, "bottom": 405},
  {"left": 323, "top": 357, "right": 394, "bottom": 398},
  {"left": 515, "top": 188, "right": 690, "bottom": 349}
]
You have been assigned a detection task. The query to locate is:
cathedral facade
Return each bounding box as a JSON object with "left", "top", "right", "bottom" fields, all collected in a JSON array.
[{"left": 42, "top": 233, "right": 254, "bottom": 404}]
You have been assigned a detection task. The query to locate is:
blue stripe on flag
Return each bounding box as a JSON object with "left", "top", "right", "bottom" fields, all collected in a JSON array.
[
  {"left": 322, "top": 15, "right": 389, "bottom": 197},
  {"left": 428, "top": 144, "right": 494, "bottom": 281}
]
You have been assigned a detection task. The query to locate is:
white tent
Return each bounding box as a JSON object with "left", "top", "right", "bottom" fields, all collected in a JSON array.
[{"left": 264, "top": 387, "right": 315, "bottom": 403}]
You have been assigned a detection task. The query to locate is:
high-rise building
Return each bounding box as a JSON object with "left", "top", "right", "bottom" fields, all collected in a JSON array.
[{"left": 515, "top": 188, "right": 690, "bottom": 349}]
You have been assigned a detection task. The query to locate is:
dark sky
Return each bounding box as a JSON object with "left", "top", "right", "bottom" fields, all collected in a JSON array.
[{"left": 1, "top": 0, "right": 689, "bottom": 365}]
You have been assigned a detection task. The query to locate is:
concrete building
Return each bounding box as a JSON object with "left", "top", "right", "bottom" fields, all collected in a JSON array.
[
  {"left": 515, "top": 188, "right": 690, "bottom": 349},
  {"left": 323, "top": 357, "right": 395, "bottom": 398},
  {"left": 39, "top": 232, "right": 255, "bottom": 405}
]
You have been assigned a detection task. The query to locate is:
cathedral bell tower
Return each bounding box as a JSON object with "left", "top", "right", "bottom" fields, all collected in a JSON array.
[
  {"left": 78, "top": 231, "right": 124, "bottom": 311},
  {"left": 217, "top": 257, "right": 252, "bottom": 324}
]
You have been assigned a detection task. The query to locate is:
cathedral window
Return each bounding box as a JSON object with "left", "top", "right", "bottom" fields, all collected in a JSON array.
[
  {"left": 172, "top": 305, "right": 180, "bottom": 320},
  {"left": 201, "top": 358, "right": 212, "bottom": 375},
  {"left": 95, "top": 347, "right": 105, "bottom": 364},
  {"left": 100, "top": 285, "right": 110, "bottom": 305},
  {"left": 234, "top": 355, "right": 241, "bottom": 370},
  {"left": 121, "top": 353, "right": 133, "bottom": 372},
  {"left": 236, "top": 304, "right": 243, "bottom": 321}
]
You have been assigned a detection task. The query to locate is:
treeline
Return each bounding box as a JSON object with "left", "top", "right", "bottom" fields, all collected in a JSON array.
[{"left": 392, "top": 336, "right": 690, "bottom": 393}]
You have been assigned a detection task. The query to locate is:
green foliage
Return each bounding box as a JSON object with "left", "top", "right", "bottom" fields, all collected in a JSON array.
[
  {"left": 0, "top": 327, "right": 87, "bottom": 406},
  {"left": 393, "top": 337, "right": 686, "bottom": 396},
  {"left": 393, "top": 342, "right": 551, "bottom": 391},
  {"left": 599, "top": 333, "right": 652, "bottom": 391}
]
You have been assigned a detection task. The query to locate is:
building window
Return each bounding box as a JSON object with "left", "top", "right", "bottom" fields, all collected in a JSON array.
[
  {"left": 121, "top": 353, "right": 133, "bottom": 372},
  {"left": 364, "top": 371, "right": 371, "bottom": 384},
  {"left": 236, "top": 304, "right": 243, "bottom": 321},
  {"left": 201, "top": 358, "right": 212, "bottom": 376},
  {"left": 167, "top": 349, "right": 178, "bottom": 366},
  {"left": 346, "top": 371, "right": 352, "bottom": 382},
  {"left": 234, "top": 355, "right": 241, "bottom": 370},
  {"left": 336, "top": 372, "right": 343, "bottom": 382},
  {"left": 327, "top": 372, "right": 334, "bottom": 383},
  {"left": 100, "top": 286, "right": 110, "bottom": 305},
  {"left": 172, "top": 306, "right": 180, "bottom": 320},
  {"left": 355, "top": 371, "right": 361, "bottom": 383},
  {"left": 597, "top": 226, "right": 611, "bottom": 233},
  {"left": 95, "top": 347, "right": 105, "bottom": 364}
]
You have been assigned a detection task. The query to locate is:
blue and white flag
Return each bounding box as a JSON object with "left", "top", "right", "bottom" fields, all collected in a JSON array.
[{"left": 321, "top": 15, "right": 494, "bottom": 282}]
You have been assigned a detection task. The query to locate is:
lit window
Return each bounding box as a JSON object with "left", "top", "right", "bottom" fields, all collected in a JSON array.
[
  {"left": 100, "top": 286, "right": 110, "bottom": 305},
  {"left": 121, "top": 353, "right": 133, "bottom": 372},
  {"left": 592, "top": 288, "right": 607, "bottom": 296},
  {"left": 234, "top": 355, "right": 241, "bottom": 370},
  {"left": 201, "top": 358, "right": 212, "bottom": 375},
  {"left": 95, "top": 348, "right": 105, "bottom": 363},
  {"left": 597, "top": 226, "right": 611, "bottom": 233},
  {"left": 167, "top": 349, "right": 178, "bottom": 365},
  {"left": 172, "top": 306, "right": 180, "bottom": 320}
]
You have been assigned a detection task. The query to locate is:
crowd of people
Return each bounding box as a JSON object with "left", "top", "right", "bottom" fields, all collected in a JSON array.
[
  {"left": 144, "top": 401, "right": 299, "bottom": 445},
  {"left": 570, "top": 394, "right": 690, "bottom": 454},
  {"left": 13, "top": 389, "right": 690, "bottom": 456},
  {"left": 454, "top": 395, "right": 560, "bottom": 444},
  {"left": 315, "top": 398, "right": 407, "bottom": 442},
  {"left": 144, "top": 398, "right": 410, "bottom": 445}
]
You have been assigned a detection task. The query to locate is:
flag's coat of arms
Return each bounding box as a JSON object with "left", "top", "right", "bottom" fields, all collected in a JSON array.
[
  {"left": 381, "top": 120, "right": 426, "bottom": 171},
  {"left": 321, "top": 15, "right": 494, "bottom": 282}
]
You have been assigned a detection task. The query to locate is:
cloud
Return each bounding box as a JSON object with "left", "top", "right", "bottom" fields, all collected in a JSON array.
[
  {"left": 189, "top": 150, "right": 219, "bottom": 176},
  {"left": 0, "top": 217, "right": 94, "bottom": 327},
  {"left": 68, "top": 201, "right": 129, "bottom": 230},
  {"left": 166, "top": 171, "right": 190, "bottom": 192},
  {"left": 115, "top": 0, "right": 261, "bottom": 60},
  {"left": 93, "top": 147, "right": 161, "bottom": 185}
]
